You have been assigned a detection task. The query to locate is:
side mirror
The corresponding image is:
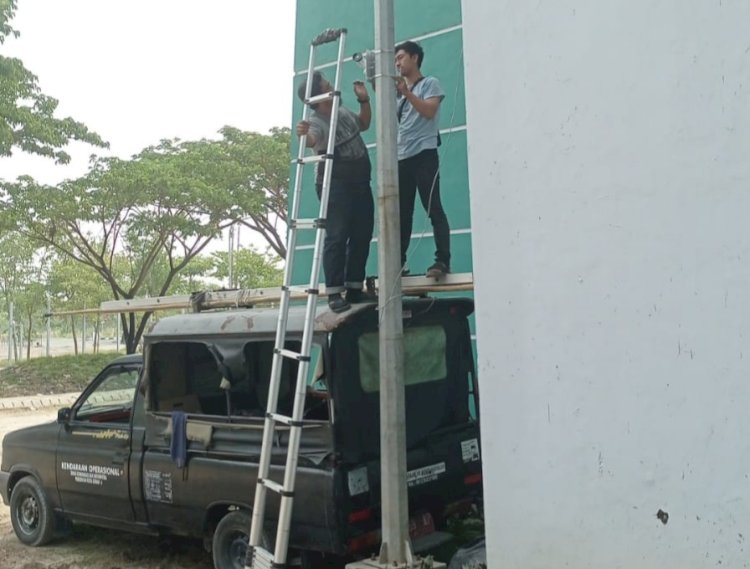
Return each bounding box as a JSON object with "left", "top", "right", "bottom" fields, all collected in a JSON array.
[{"left": 57, "top": 407, "right": 71, "bottom": 423}]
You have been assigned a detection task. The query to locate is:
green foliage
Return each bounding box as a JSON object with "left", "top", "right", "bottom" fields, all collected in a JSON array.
[
  {"left": 211, "top": 247, "right": 283, "bottom": 289},
  {"left": 0, "top": 229, "right": 37, "bottom": 301},
  {"left": 0, "top": 128, "right": 290, "bottom": 353},
  {"left": 0, "top": 0, "right": 107, "bottom": 164},
  {"left": 230, "top": 127, "right": 290, "bottom": 258},
  {"left": 0, "top": 231, "right": 49, "bottom": 358},
  {"left": 0, "top": 0, "right": 19, "bottom": 43},
  {"left": 0, "top": 351, "right": 119, "bottom": 397},
  {"left": 48, "top": 253, "right": 110, "bottom": 310}
]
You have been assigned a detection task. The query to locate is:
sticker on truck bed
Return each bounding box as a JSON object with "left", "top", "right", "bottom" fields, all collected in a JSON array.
[
  {"left": 144, "top": 469, "right": 174, "bottom": 503},
  {"left": 461, "top": 438, "right": 480, "bottom": 463},
  {"left": 407, "top": 462, "right": 446, "bottom": 487},
  {"left": 348, "top": 466, "right": 369, "bottom": 496},
  {"left": 60, "top": 462, "right": 122, "bottom": 486}
]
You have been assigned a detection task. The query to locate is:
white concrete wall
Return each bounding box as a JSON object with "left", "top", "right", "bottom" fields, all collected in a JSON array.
[{"left": 462, "top": 2, "right": 750, "bottom": 567}]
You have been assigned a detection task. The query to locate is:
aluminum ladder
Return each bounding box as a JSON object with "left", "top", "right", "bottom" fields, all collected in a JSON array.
[{"left": 246, "top": 27, "right": 348, "bottom": 569}]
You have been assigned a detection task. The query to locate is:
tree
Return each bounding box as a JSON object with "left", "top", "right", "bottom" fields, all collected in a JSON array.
[
  {"left": 1, "top": 0, "right": 107, "bottom": 164},
  {"left": 48, "top": 253, "right": 110, "bottom": 355},
  {"left": 1, "top": 129, "right": 287, "bottom": 353},
  {"left": 224, "top": 127, "right": 290, "bottom": 258},
  {"left": 210, "top": 248, "right": 283, "bottom": 289},
  {"left": 0, "top": 232, "right": 47, "bottom": 359}
]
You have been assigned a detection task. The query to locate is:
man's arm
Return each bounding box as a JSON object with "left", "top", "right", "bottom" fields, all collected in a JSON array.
[
  {"left": 396, "top": 77, "right": 443, "bottom": 119},
  {"left": 353, "top": 81, "right": 371, "bottom": 131},
  {"left": 403, "top": 93, "right": 440, "bottom": 119},
  {"left": 357, "top": 100, "right": 371, "bottom": 131}
]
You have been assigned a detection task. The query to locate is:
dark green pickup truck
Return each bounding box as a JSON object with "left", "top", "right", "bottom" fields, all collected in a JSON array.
[{"left": 0, "top": 298, "right": 482, "bottom": 569}]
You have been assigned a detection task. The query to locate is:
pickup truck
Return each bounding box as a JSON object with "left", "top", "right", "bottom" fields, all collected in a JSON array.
[{"left": 1, "top": 298, "right": 482, "bottom": 569}]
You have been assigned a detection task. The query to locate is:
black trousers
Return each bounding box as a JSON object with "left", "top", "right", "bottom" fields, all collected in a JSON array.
[
  {"left": 317, "top": 179, "right": 374, "bottom": 294},
  {"left": 398, "top": 148, "right": 451, "bottom": 268}
]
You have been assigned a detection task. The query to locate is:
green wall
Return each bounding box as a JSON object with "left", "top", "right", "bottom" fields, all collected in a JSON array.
[{"left": 290, "top": 0, "right": 472, "bottom": 285}]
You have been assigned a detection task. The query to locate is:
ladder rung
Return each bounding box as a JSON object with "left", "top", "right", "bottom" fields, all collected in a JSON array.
[
  {"left": 293, "top": 153, "right": 333, "bottom": 165},
  {"left": 283, "top": 285, "right": 320, "bottom": 296},
  {"left": 305, "top": 91, "right": 340, "bottom": 105},
  {"left": 259, "top": 477, "right": 294, "bottom": 497},
  {"left": 247, "top": 545, "right": 274, "bottom": 569},
  {"left": 311, "top": 27, "right": 346, "bottom": 46},
  {"left": 275, "top": 348, "right": 311, "bottom": 362},
  {"left": 290, "top": 217, "right": 326, "bottom": 230},
  {"left": 267, "top": 412, "right": 304, "bottom": 427}
]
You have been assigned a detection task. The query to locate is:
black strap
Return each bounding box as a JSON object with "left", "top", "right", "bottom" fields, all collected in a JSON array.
[
  {"left": 396, "top": 76, "right": 441, "bottom": 147},
  {"left": 397, "top": 76, "right": 425, "bottom": 123}
]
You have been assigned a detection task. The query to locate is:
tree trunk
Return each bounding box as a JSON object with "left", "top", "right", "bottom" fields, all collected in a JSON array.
[
  {"left": 70, "top": 315, "right": 78, "bottom": 355},
  {"left": 14, "top": 326, "right": 20, "bottom": 361},
  {"left": 121, "top": 311, "right": 153, "bottom": 354},
  {"left": 26, "top": 314, "right": 32, "bottom": 360}
]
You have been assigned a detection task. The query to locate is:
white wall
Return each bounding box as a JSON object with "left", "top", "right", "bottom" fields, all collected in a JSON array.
[{"left": 462, "top": 2, "right": 750, "bottom": 567}]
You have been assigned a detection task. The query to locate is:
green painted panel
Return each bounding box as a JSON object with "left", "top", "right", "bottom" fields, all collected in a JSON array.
[
  {"left": 291, "top": 0, "right": 471, "bottom": 288},
  {"left": 394, "top": 0, "right": 462, "bottom": 42},
  {"left": 290, "top": 128, "right": 470, "bottom": 250},
  {"left": 290, "top": 29, "right": 465, "bottom": 148},
  {"left": 294, "top": 1, "right": 462, "bottom": 72},
  {"left": 418, "top": 31, "right": 466, "bottom": 131},
  {"left": 291, "top": 229, "right": 474, "bottom": 284},
  {"left": 294, "top": 2, "right": 374, "bottom": 71}
]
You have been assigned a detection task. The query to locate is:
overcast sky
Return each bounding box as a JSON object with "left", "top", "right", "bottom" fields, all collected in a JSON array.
[{"left": 1, "top": 0, "right": 296, "bottom": 185}]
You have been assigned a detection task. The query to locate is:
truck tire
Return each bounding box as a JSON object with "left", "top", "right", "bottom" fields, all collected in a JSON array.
[
  {"left": 10, "top": 476, "right": 56, "bottom": 546},
  {"left": 212, "top": 510, "right": 271, "bottom": 569}
]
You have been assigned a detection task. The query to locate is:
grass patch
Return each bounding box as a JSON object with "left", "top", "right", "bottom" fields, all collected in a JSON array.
[{"left": 0, "top": 352, "right": 127, "bottom": 398}]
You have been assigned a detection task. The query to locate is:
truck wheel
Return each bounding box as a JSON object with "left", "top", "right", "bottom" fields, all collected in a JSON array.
[
  {"left": 10, "top": 476, "right": 56, "bottom": 546},
  {"left": 212, "top": 510, "right": 271, "bottom": 569}
]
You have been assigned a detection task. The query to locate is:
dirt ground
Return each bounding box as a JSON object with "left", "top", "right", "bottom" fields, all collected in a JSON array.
[{"left": 0, "top": 408, "right": 213, "bottom": 569}]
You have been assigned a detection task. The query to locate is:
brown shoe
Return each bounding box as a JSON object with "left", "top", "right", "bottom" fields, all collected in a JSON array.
[{"left": 425, "top": 261, "right": 449, "bottom": 279}]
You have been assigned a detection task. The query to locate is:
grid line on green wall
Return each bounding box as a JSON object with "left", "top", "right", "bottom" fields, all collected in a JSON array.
[{"left": 293, "top": 23, "right": 463, "bottom": 76}]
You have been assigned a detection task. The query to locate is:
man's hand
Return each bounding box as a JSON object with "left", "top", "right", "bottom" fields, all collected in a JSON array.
[
  {"left": 296, "top": 120, "right": 317, "bottom": 147},
  {"left": 353, "top": 81, "right": 369, "bottom": 101},
  {"left": 296, "top": 120, "right": 310, "bottom": 137},
  {"left": 395, "top": 77, "right": 409, "bottom": 96}
]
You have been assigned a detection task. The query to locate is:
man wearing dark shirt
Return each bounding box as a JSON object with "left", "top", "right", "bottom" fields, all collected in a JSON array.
[{"left": 296, "top": 72, "right": 374, "bottom": 312}]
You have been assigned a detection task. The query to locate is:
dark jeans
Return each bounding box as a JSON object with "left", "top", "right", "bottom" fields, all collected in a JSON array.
[
  {"left": 316, "top": 179, "right": 374, "bottom": 294},
  {"left": 398, "top": 148, "right": 451, "bottom": 268}
]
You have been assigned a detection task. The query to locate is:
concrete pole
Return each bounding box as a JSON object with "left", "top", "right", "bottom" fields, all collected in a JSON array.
[
  {"left": 46, "top": 294, "right": 51, "bottom": 357},
  {"left": 374, "top": 0, "right": 410, "bottom": 564}
]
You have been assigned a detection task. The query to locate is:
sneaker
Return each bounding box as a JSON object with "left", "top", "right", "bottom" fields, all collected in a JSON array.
[
  {"left": 328, "top": 293, "right": 351, "bottom": 313},
  {"left": 425, "top": 261, "right": 450, "bottom": 279}
]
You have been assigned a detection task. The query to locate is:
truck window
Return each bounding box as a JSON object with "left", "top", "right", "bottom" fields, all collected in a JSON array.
[
  {"left": 148, "top": 340, "right": 329, "bottom": 420},
  {"left": 76, "top": 366, "right": 139, "bottom": 423},
  {"left": 358, "top": 325, "right": 447, "bottom": 393}
]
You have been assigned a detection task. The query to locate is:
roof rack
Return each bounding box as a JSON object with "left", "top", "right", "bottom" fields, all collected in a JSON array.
[{"left": 46, "top": 272, "right": 474, "bottom": 316}]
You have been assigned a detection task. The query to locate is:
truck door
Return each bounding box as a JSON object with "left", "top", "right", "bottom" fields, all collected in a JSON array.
[{"left": 56, "top": 364, "right": 140, "bottom": 523}]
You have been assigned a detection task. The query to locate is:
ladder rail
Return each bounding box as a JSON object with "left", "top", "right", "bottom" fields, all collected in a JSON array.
[
  {"left": 272, "top": 32, "right": 348, "bottom": 559},
  {"left": 248, "top": 28, "right": 349, "bottom": 568},
  {"left": 248, "top": 36, "right": 319, "bottom": 554}
]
